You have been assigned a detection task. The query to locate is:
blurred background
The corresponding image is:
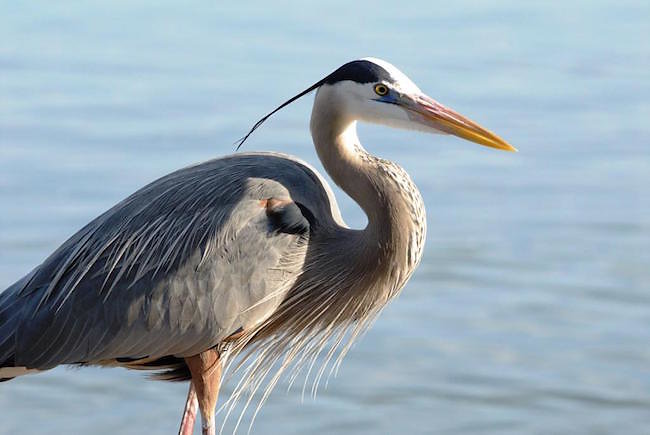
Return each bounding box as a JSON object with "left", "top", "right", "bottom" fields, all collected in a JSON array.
[{"left": 0, "top": 1, "right": 648, "bottom": 433}]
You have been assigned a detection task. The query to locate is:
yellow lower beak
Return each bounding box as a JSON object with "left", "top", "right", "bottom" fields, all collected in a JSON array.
[{"left": 411, "top": 94, "right": 517, "bottom": 152}]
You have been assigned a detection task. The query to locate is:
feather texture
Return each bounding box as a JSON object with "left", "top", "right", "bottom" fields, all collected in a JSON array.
[{"left": 0, "top": 152, "right": 341, "bottom": 370}]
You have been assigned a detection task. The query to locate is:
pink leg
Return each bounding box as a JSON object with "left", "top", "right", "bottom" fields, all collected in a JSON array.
[
  {"left": 185, "top": 350, "right": 222, "bottom": 435},
  {"left": 178, "top": 382, "right": 199, "bottom": 435}
]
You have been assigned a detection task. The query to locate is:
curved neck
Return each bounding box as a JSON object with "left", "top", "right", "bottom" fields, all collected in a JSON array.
[{"left": 309, "top": 89, "right": 426, "bottom": 277}]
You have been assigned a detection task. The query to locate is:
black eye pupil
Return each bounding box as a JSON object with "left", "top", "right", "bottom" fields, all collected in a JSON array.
[{"left": 376, "top": 85, "right": 387, "bottom": 95}]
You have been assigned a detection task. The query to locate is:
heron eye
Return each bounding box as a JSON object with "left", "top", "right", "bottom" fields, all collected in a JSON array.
[{"left": 374, "top": 84, "right": 389, "bottom": 96}]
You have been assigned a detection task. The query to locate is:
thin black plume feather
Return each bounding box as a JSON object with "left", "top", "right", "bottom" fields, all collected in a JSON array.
[{"left": 234, "top": 79, "right": 325, "bottom": 150}]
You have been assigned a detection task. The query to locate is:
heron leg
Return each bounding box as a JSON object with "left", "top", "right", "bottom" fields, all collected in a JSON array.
[
  {"left": 185, "top": 349, "right": 222, "bottom": 435},
  {"left": 178, "top": 382, "right": 199, "bottom": 435}
]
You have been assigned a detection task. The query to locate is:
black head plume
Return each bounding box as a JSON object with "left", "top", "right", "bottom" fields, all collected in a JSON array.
[
  {"left": 235, "top": 60, "right": 391, "bottom": 150},
  {"left": 235, "top": 79, "right": 325, "bottom": 150}
]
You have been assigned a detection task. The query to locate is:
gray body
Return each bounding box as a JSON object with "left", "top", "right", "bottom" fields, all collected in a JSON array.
[{"left": 0, "top": 152, "right": 347, "bottom": 370}]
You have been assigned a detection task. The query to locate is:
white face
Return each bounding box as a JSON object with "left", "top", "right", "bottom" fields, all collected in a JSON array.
[{"left": 316, "top": 59, "right": 443, "bottom": 134}]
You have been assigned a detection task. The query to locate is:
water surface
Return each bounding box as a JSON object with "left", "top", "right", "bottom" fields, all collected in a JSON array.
[{"left": 1, "top": 1, "right": 649, "bottom": 434}]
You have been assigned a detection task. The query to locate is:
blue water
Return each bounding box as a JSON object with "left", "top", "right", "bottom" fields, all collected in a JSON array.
[{"left": 1, "top": 1, "right": 649, "bottom": 434}]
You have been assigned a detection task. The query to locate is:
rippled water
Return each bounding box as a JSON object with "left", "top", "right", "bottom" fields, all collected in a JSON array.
[{"left": 1, "top": 1, "right": 649, "bottom": 434}]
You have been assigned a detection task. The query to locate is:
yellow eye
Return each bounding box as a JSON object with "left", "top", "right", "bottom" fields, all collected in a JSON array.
[{"left": 374, "top": 84, "right": 389, "bottom": 96}]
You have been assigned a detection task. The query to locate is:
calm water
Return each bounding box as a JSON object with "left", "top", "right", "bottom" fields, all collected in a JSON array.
[{"left": 1, "top": 1, "right": 649, "bottom": 434}]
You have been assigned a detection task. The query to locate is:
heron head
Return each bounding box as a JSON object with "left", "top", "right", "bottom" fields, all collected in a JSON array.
[
  {"left": 236, "top": 58, "right": 515, "bottom": 152},
  {"left": 314, "top": 57, "right": 516, "bottom": 152}
]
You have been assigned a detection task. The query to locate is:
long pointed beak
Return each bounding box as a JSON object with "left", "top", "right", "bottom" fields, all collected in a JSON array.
[{"left": 407, "top": 94, "right": 517, "bottom": 152}]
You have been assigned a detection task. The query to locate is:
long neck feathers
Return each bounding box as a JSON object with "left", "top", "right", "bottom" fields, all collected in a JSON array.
[{"left": 309, "top": 88, "right": 427, "bottom": 294}]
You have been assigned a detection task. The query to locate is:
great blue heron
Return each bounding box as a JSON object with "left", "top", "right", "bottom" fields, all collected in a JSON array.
[{"left": 0, "top": 58, "right": 515, "bottom": 434}]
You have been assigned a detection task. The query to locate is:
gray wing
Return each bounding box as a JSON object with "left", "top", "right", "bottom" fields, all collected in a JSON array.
[{"left": 0, "top": 152, "right": 343, "bottom": 370}]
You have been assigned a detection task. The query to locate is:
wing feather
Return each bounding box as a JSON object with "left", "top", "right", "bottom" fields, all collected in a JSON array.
[{"left": 0, "top": 152, "right": 342, "bottom": 370}]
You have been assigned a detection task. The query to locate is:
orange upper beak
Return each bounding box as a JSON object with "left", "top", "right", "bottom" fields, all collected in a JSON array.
[{"left": 406, "top": 94, "right": 517, "bottom": 152}]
